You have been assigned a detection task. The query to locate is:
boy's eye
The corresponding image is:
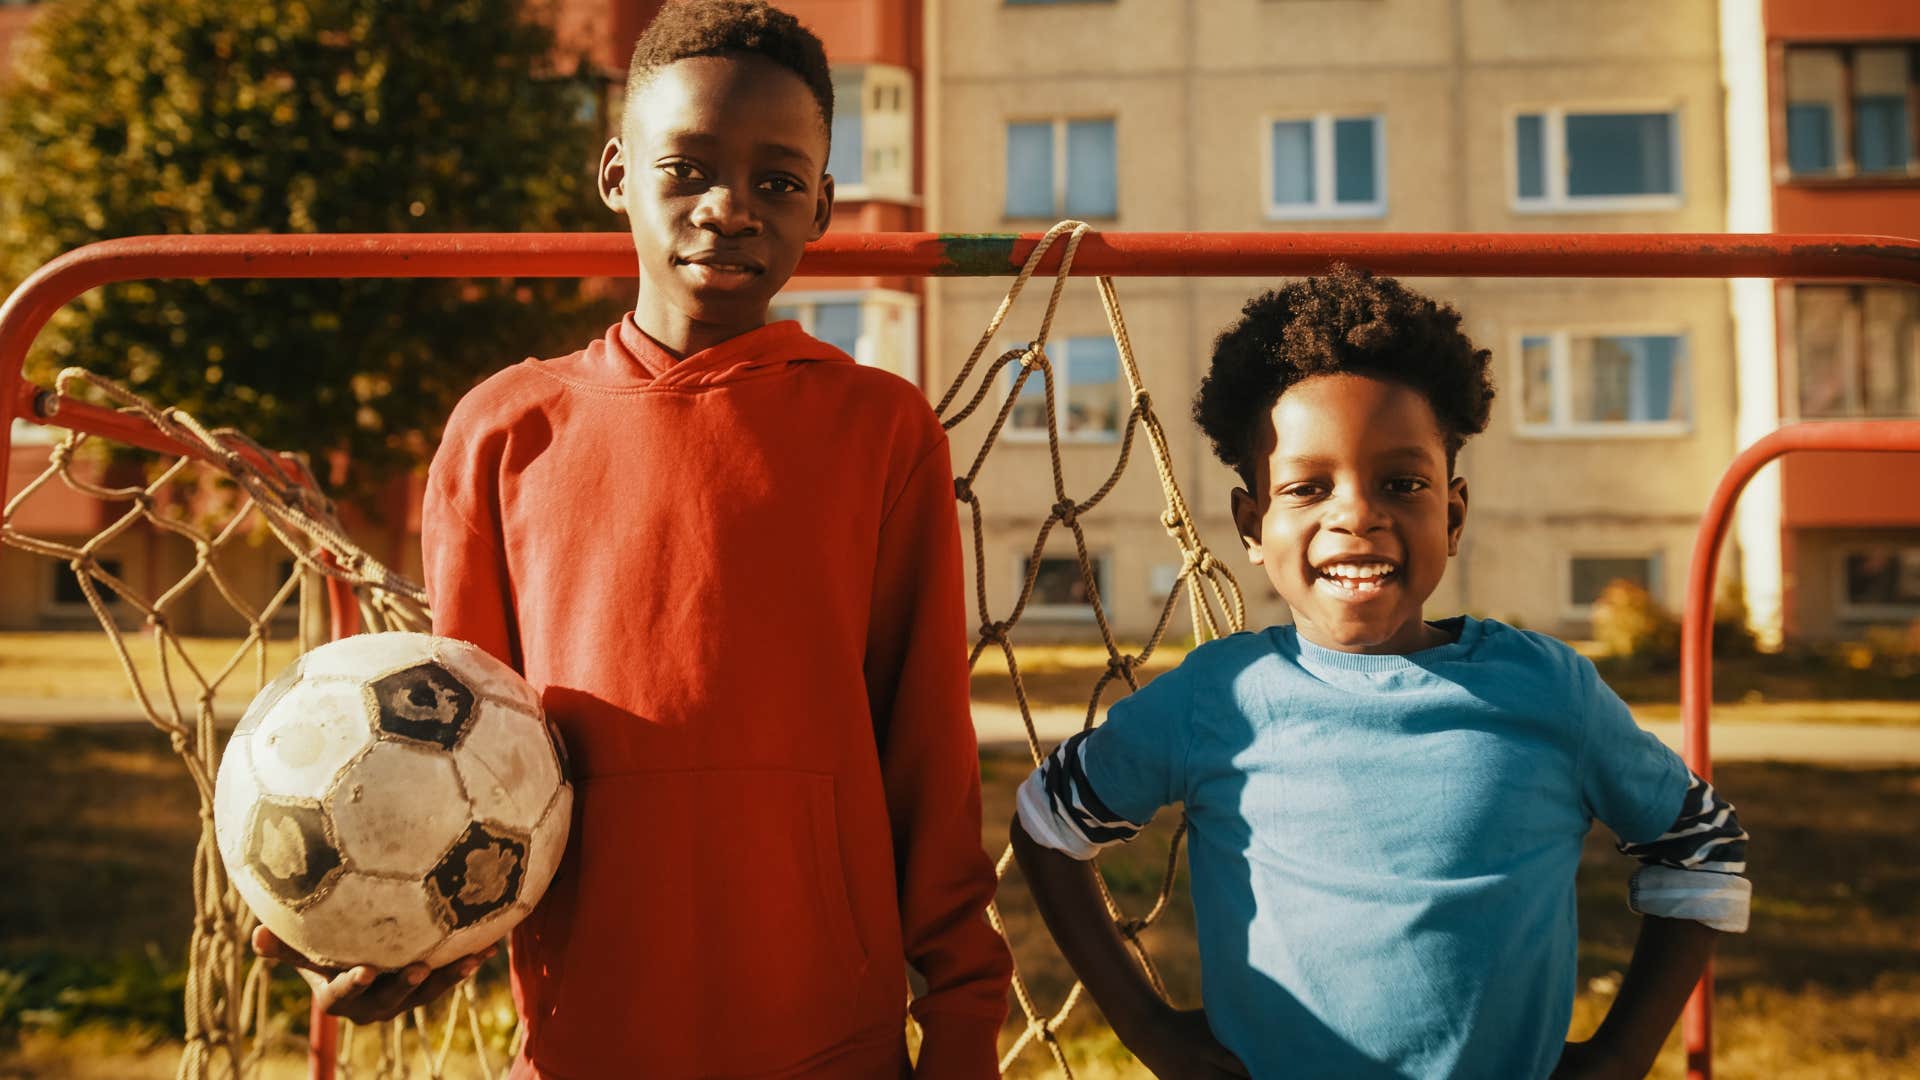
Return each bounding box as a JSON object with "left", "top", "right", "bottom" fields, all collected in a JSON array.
[
  {"left": 659, "top": 160, "right": 705, "bottom": 182},
  {"left": 759, "top": 174, "right": 806, "bottom": 194},
  {"left": 1385, "top": 477, "right": 1429, "bottom": 495},
  {"left": 1279, "top": 482, "right": 1326, "bottom": 500}
]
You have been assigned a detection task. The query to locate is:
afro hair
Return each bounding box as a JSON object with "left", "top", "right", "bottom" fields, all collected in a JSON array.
[
  {"left": 1193, "top": 266, "right": 1495, "bottom": 484},
  {"left": 626, "top": 0, "right": 833, "bottom": 134}
]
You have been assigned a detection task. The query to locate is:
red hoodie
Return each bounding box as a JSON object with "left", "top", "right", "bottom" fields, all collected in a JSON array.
[{"left": 422, "top": 316, "right": 1011, "bottom": 1078}]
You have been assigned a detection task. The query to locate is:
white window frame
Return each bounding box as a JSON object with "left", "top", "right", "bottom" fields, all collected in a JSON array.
[
  {"left": 1510, "top": 327, "right": 1694, "bottom": 438},
  {"left": 1002, "top": 336, "right": 1126, "bottom": 444},
  {"left": 829, "top": 64, "right": 916, "bottom": 204},
  {"left": 1004, "top": 116, "right": 1118, "bottom": 221},
  {"left": 1780, "top": 281, "right": 1920, "bottom": 421},
  {"left": 1564, "top": 551, "right": 1665, "bottom": 619},
  {"left": 772, "top": 288, "right": 921, "bottom": 384},
  {"left": 1833, "top": 543, "right": 1920, "bottom": 620},
  {"left": 1016, "top": 550, "right": 1111, "bottom": 622},
  {"left": 1510, "top": 104, "right": 1685, "bottom": 213},
  {"left": 1262, "top": 112, "right": 1387, "bottom": 221}
]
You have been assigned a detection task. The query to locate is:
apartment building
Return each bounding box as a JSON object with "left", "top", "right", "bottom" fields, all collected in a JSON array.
[
  {"left": 1723, "top": 0, "right": 1920, "bottom": 642},
  {"left": 926, "top": 0, "right": 1739, "bottom": 640}
]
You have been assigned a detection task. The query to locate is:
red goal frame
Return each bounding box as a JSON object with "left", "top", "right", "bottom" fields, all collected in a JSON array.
[{"left": 7, "top": 229, "right": 1920, "bottom": 1080}]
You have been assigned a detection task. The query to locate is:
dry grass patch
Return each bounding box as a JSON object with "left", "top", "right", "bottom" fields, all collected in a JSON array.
[{"left": 0, "top": 631, "right": 300, "bottom": 705}]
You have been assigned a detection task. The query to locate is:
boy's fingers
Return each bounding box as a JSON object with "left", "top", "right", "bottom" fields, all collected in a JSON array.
[
  {"left": 314, "top": 966, "right": 379, "bottom": 1012},
  {"left": 251, "top": 925, "right": 336, "bottom": 977},
  {"left": 323, "top": 965, "right": 426, "bottom": 1023},
  {"left": 403, "top": 954, "right": 488, "bottom": 1012}
]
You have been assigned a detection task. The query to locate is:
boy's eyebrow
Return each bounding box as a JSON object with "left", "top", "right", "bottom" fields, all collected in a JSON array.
[
  {"left": 1373, "top": 445, "right": 1442, "bottom": 464},
  {"left": 1272, "top": 446, "right": 1440, "bottom": 472},
  {"left": 657, "top": 131, "right": 817, "bottom": 165}
]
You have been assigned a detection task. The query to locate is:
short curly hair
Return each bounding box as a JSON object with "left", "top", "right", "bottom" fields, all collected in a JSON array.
[
  {"left": 1194, "top": 266, "right": 1495, "bottom": 483},
  {"left": 626, "top": 0, "right": 833, "bottom": 136}
]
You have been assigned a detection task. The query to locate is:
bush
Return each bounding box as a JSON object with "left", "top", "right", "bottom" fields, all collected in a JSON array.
[
  {"left": 1591, "top": 579, "right": 1680, "bottom": 666},
  {"left": 1712, "top": 580, "right": 1760, "bottom": 659}
]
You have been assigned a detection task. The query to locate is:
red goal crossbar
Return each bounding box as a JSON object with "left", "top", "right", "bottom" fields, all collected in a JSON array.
[{"left": 7, "top": 230, "right": 1920, "bottom": 1080}]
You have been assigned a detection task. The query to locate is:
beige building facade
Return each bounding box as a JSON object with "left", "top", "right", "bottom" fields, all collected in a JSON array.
[{"left": 924, "top": 0, "right": 1739, "bottom": 642}]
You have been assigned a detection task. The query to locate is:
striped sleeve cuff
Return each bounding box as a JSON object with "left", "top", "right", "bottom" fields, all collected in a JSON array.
[
  {"left": 1616, "top": 772, "right": 1748, "bottom": 875},
  {"left": 1619, "top": 771, "right": 1751, "bottom": 932},
  {"left": 1629, "top": 865, "right": 1752, "bottom": 932},
  {"left": 1014, "top": 730, "right": 1146, "bottom": 861}
]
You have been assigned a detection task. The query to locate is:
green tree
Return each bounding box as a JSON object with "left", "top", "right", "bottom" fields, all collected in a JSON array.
[{"left": 0, "top": 0, "right": 620, "bottom": 495}]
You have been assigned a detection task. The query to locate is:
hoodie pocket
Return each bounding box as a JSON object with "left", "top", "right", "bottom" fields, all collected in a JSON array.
[{"left": 528, "top": 768, "right": 871, "bottom": 1075}]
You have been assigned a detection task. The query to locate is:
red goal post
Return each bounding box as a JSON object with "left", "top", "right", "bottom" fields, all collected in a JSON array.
[{"left": 7, "top": 229, "right": 1920, "bottom": 1080}]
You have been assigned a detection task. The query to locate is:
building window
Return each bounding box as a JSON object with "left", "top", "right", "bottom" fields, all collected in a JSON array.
[
  {"left": 1783, "top": 45, "right": 1918, "bottom": 179},
  {"left": 1019, "top": 552, "right": 1110, "bottom": 620},
  {"left": 1513, "top": 108, "right": 1681, "bottom": 210},
  {"left": 1839, "top": 543, "right": 1920, "bottom": 616},
  {"left": 1516, "top": 332, "right": 1690, "bottom": 435},
  {"left": 772, "top": 289, "right": 921, "bottom": 383},
  {"left": 1005, "top": 336, "right": 1125, "bottom": 440},
  {"left": 1793, "top": 285, "right": 1920, "bottom": 419},
  {"left": 828, "top": 65, "right": 914, "bottom": 201},
  {"left": 1569, "top": 554, "right": 1660, "bottom": 612},
  {"left": 1266, "top": 114, "right": 1385, "bottom": 219},
  {"left": 1005, "top": 118, "right": 1117, "bottom": 219},
  {"left": 50, "top": 558, "right": 124, "bottom": 609},
  {"left": 269, "top": 557, "right": 300, "bottom": 623}
]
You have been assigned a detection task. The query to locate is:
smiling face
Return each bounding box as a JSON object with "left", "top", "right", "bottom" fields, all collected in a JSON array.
[
  {"left": 600, "top": 53, "right": 833, "bottom": 356},
  {"left": 1231, "top": 373, "right": 1469, "bottom": 655}
]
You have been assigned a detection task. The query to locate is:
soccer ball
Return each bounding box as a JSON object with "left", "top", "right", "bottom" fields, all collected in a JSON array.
[{"left": 212, "top": 631, "right": 571, "bottom": 971}]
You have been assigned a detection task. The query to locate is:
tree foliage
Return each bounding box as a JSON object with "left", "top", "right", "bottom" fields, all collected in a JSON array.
[{"left": 0, "top": 0, "right": 621, "bottom": 495}]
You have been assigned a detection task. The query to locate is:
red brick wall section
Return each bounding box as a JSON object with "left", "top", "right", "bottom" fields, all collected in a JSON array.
[
  {"left": 1782, "top": 452, "right": 1920, "bottom": 527},
  {"left": 1767, "top": 0, "right": 1920, "bottom": 41}
]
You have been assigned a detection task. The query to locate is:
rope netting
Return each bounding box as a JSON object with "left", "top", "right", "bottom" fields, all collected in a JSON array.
[
  {"left": 0, "top": 368, "right": 496, "bottom": 1078},
  {"left": 1, "top": 219, "right": 1243, "bottom": 1077},
  {"left": 932, "top": 221, "right": 1245, "bottom": 1073}
]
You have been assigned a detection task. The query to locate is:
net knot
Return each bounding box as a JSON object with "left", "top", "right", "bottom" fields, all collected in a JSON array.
[
  {"left": 1052, "top": 499, "right": 1079, "bottom": 525},
  {"left": 1107, "top": 654, "right": 1137, "bottom": 677},
  {"left": 1183, "top": 549, "right": 1215, "bottom": 575},
  {"left": 978, "top": 619, "right": 1010, "bottom": 644},
  {"left": 168, "top": 729, "right": 191, "bottom": 755},
  {"left": 953, "top": 477, "right": 973, "bottom": 502},
  {"left": 1160, "top": 509, "right": 1185, "bottom": 532}
]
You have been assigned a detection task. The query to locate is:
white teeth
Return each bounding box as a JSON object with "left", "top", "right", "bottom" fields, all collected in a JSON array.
[{"left": 1320, "top": 562, "right": 1395, "bottom": 580}]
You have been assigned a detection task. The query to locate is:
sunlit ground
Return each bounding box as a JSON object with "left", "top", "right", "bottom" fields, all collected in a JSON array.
[{"left": 2, "top": 713, "right": 1916, "bottom": 1078}]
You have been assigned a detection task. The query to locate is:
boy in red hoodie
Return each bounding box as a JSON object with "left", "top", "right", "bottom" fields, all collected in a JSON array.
[{"left": 254, "top": 2, "right": 1013, "bottom": 1074}]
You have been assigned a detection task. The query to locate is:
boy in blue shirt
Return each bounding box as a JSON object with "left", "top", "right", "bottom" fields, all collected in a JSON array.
[{"left": 1011, "top": 268, "right": 1750, "bottom": 1080}]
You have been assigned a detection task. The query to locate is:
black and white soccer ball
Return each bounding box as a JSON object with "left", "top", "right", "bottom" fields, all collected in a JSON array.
[{"left": 212, "top": 632, "right": 571, "bottom": 970}]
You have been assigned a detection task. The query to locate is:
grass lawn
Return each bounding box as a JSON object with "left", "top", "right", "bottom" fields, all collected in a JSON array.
[
  {"left": 0, "top": 632, "right": 301, "bottom": 705},
  {"left": 5, "top": 630, "right": 1916, "bottom": 727},
  {"left": 3, "top": 724, "right": 1916, "bottom": 1078}
]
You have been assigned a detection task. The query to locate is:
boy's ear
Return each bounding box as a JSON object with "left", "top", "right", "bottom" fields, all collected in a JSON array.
[
  {"left": 809, "top": 173, "right": 835, "bottom": 241},
  {"left": 1446, "top": 475, "right": 1469, "bottom": 557},
  {"left": 1230, "top": 485, "right": 1264, "bottom": 566},
  {"left": 598, "top": 137, "right": 627, "bottom": 215}
]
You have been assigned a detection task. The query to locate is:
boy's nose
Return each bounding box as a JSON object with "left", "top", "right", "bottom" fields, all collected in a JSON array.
[
  {"left": 689, "top": 186, "right": 759, "bottom": 235},
  {"left": 1324, "top": 491, "right": 1391, "bottom": 534}
]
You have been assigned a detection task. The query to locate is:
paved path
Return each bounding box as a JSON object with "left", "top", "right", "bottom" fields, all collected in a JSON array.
[
  {"left": 971, "top": 703, "right": 1920, "bottom": 765},
  {"left": 8, "top": 696, "right": 1920, "bottom": 765}
]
